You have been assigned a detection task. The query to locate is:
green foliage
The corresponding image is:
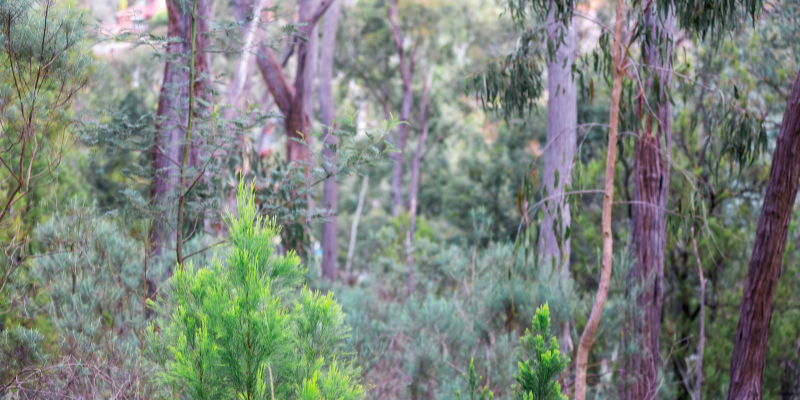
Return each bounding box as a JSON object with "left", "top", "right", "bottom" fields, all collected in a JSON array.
[
  {"left": 0, "top": 326, "right": 48, "bottom": 389},
  {"left": 456, "top": 359, "right": 494, "bottom": 400},
  {"left": 151, "top": 182, "right": 363, "bottom": 400},
  {"left": 30, "top": 201, "right": 164, "bottom": 398},
  {"left": 667, "top": 0, "right": 761, "bottom": 39},
  {"left": 514, "top": 304, "right": 568, "bottom": 400},
  {"left": 469, "top": 30, "right": 545, "bottom": 120},
  {"left": 0, "top": 0, "right": 93, "bottom": 237}
]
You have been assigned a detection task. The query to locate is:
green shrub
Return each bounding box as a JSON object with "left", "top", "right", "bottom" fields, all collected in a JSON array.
[{"left": 150, "top": 182, "right": 364, "bottom": 400}]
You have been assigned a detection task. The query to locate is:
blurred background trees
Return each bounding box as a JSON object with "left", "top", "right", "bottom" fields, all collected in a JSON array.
[{"left": 1, "top": 0, "right": 800, "bottom": 399}]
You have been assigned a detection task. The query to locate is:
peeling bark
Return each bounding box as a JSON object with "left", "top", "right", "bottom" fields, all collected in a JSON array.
[{"left": 621, "top": 4, "right": 675, "bottom": 399}]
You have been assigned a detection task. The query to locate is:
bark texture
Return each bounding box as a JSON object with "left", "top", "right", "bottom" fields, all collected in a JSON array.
[
  {"left": 152, "top": 0, "right": 211, "bottom": 257},
  {"left": 574, "top": 0, "right": 624, "bottom": 397},
  {"left": 727, "top": 66, "right": 800, "bottom": 400},
  {"left": 319, "top": 0, "right": 342, "bottom": 281},
  {"left": 621, "top": 4, "right": 674, "bottom": 399}
]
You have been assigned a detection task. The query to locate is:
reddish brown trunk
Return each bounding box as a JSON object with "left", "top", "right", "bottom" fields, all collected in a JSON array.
[
  {"left": 620, "top": 5, "right": 674, "bottom": 399},
  {"left": 151, "top": 0, "right": 211, "bottom": 257},
  {"left": 254, "top": 0, "right": 334, "bottom": 254},
  {"left": 727, "top": 66, "right": 800, "bottom": 400}
]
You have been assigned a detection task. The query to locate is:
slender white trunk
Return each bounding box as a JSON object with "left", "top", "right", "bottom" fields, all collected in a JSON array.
[
  {"left": 541, "top": 3, "right": 578, "bottom": 363},
  {"left": 541, "top": 4, "right": 577, "bottom": 282},
  {"left": 346, "top": 175, "right": 369, "bottom": 274}
]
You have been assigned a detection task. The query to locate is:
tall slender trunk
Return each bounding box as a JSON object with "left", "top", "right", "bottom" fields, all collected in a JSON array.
[
  {"left": 319, "top": 0, "right": 341, "bottom": 281},
  {"left": 220, "top": 0, "right": 267, "bottom": 227},
  {"left": 574, "top": 0, "right": 624, "bottom": 397},
  {"left": 406, "top": 65, "right": 434, "bottom": 297},
  {"left": 346, "top": 175, "right": 369, "bottom": 275},
  {"left": 691, "top": 226, "right": 706, "bottom": 400},
  {"left": 621, "top": 4, "right": 675, "bottom": 399},
  {"left": 286, "top": 0, "right": 318, "bottom": 173},
  {"left": 389, "top": 0, "right": 416, "bottom": 217},
  {"left": 152, "top": 0, "right": 211, "bottom": 259},
  {"left": 541, "top": 2, "right": 577, "bottom": 358},
  {"left": 176, "top": 0, "right": 202, "bottom": 266},
  {"left": 254, "top": 0, "right": 334, "bottom": 254},
  {"left": 727, "top": 66, "right": 800, "bottom": 400}
]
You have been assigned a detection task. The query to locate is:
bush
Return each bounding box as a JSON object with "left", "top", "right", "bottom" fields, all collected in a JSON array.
[{"left": 149, "top": 182, "right": 364, "bottom": 400}]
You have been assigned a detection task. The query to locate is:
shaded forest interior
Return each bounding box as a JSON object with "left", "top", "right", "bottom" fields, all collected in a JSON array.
[{"left": 1, "top": 0, "right": 800, "bottom": 399}]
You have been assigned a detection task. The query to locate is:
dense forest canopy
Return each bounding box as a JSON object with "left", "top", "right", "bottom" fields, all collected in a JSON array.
[{"left": 1, "top": 0, "right": 799, "bottom": 399}]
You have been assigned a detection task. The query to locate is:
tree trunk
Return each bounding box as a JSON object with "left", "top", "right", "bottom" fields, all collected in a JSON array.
[
  {"left": 151, "top": 0, "right": 211, "bottom": 258},
  {"left": 541, "top": 2, "right": 577, "bottom": 358},
  {"left": 691, "top": 226, "right": 706, "bottom": 400},
  {"left": 621, "top": 4, "right": 674, "bottom": 400},
  {"left": 574, "top": 0, "right": 624, "bottom": 397},
  {"left": 319, "top": 0, "right": 341, "bottom": 281},
  {"left": 406, "top": 65, "right": 434, "bottom": 297},
  {"left": 254, "top": 0, "right": 334, "bottom": 254},
  {"left": 727, "top": 66, "right": 800, "bottom": 400},
  {"left": 346, "top": 175, "right": 369, "bottom": 275},
  {"left": 389, "top": 0, "right": 416, "bottom": 217},
  {"left": 219, "top": 0, "right": 268, "bottom": 227},
  {"left": 286, "top": 0, "right": 318, "bottom": 174}
]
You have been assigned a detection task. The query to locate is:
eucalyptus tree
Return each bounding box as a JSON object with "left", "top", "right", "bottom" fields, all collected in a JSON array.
[
  {"left": 255, "top": 0, "right": 335, "bottom": 254},
  {"left": 151, "top": 0, "right": 212, "bottom": 261},
  {"left": 621, "top": 2, "right": 676, "bottom": 398},
  {"left": 320, "top": 0, "right": 343, "bottom": 281},
  {"left": 728, "top": 64, "right": 800, "bottom": 400}
]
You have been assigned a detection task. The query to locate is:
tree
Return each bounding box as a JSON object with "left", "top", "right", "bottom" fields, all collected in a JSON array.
[
  {"left": 406, "top": 64, "right": 433, "bottom": 296},
  {"left": 387, "top": 0, "right": 418, "bottom": 217},
  {"left": 540, "top": 1, "right": 577, "bottom": 292},
  {"left": 320, "top": 0, "right": 342, "bottom": 281},
  {"left": 727, "top": 66, "right": 800, "bottom": 400},
  {"left": 150, "top": 181, "right": 364, "bottom": 400},
  {"left": 621, "top": 2, "right": 675, "bottom": 398},
  {"left": 0, "top": 0, "right": 92, "bottom": 308},
  {"left": 574, "top": 0, "right": 625, "bottom": 397},
  {"left": 0, "top": 0, "right": 92, "bottom": 233},
  {"left": 540, "top": 0, "right": 578, "bottom": 360},
  {"left": 515, "top": 304, "right": 570, "bottom": 400},
  {"left": 255, "top": 0, "right": 335, "bottom": 253},
  {"left": 151, "top": 0, "right": 212, "bottom": 260}
]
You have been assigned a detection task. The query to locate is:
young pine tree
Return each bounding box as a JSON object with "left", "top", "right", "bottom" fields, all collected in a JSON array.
[
  {"left": 515, "top": 304, "right": 569, "bottom": 400},
  {"left": 150, "top": 181, "right": 364, "bottom": 400},
  {"left": 455, "top": 304, "right": 569, "bottom": 400}
]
